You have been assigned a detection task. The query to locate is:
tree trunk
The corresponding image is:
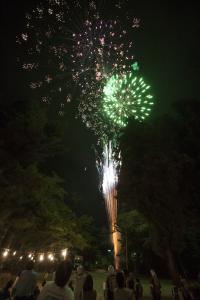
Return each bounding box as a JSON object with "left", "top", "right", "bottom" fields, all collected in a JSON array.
[{"left": 165, "top": 246, "right": 181, "bottom": 287}]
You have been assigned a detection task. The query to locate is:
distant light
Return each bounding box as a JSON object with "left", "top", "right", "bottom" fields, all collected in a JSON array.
[
  {"left": 3, "top": 249, "right": 9, "bottom": 257},
  {"left": 13, "top": 251, "right": 16, "bottom": 256},
  {"left": 48, "top": 253, "right": 54, "bottom": 261},
  {"left": 19, "top": 256, "right": 23, "bottom": 260},
  {"left": 39, "top": 254, "right": 44, "bottom": 261},
  {"left": 28, "top": 253, "right": 34, "bottom": 260},
  {"left": 107, "top": 249, "right": 112, "bottom": 253},
  {"left": 61, "top": 249, "right": 67, "bottom": 259}
]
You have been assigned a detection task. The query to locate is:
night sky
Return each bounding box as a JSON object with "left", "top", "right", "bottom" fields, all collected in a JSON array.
[
  {"left": 1, "top": 0, "right": 200, "bottom": 225},
  {"left": 2, "top": 1, "right": 199, "bottom": 106}
]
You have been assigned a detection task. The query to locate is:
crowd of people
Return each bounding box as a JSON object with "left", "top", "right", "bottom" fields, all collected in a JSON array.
[{"left": 0, "top": 261, "right": 199, "bottom": 300}]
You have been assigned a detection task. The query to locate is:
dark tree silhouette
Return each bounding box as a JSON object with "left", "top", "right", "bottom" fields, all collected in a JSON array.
[{"left": 119, "top": 99, "right": 200, "bottom": 285}]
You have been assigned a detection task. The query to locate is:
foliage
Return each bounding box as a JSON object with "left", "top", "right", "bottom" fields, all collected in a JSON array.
[
  {"left": 119, "top": 210, "right": 149, "bottom": 250},
  {"left": 119, "top": 99, "right": 200, "bottom": 275},
  {"left": 0, "top": 100, "right": 93, "bottom": 251},
  {"left": 0, "top": 100, "right": 65, "bottom": 168}
]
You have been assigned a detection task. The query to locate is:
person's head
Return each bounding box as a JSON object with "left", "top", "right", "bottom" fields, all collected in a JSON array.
[
  {"left": 150, "top": 269, "right": 157, "bottom": 277},
  {"left": 83, "top": 274, "right": 93, "bottom": 291},
  {"left": 77, "top": 265, "right": 84, "bottom": 275},
  {"left": 116, "top": 271, "right": 125, "bottom": 289},
  {"left": 26, "top": 261, "right": 34, "bottom": 270},
  {"left": 108, "top": 265, "right": 115, "bottom": 275},
  {"left": 55, "top": 260, "right": 73, "bottom": 288}
]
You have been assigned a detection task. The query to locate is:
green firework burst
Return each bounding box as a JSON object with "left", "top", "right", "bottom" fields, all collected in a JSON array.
[{"left": 103, "top": 71, "right": 154, "bottom": 127}]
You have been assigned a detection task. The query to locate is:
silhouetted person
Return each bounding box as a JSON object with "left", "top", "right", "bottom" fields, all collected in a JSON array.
[
  {"left": 114, "top": 271, "right": 134, "bottom": 300},
  {"left": 135, "top": 278, "right": 143, "bottom": 300},
  {"left": 14, "top": 261, "right": 37, "bottom": 300},
  {"left": 149, "top": 270, "right": 161, "bottom": 300},
  {"left": 126, "top": 272, "right": 135, "bottom": 291},
  {"left": 172, "top": 285, "right": 179, "bottom": 300},
  {"left": 2, "top": 280, "right": 14, "bottom": 300},
  {"left": 179, "top": 276, "right": 192, "bottom": 300},
  {"left": 38, "top": 260, "right": 73, "bottom": 300},
  {"left": 74, "top": 265, "right": 86, "bottom": 300},
  {"left": 104, "top": 265, "right": 117, "bottom": 300},
  {"left": 82, "top": 274, "right": 96, "bottom": 300}
]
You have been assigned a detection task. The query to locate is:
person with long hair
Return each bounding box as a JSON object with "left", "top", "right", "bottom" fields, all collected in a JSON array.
[
  {"left": 38, "top": 260, "right": 74, "bottom": 300},
  {"left": 114, "top": 272, "right": 134, "bottom": 300},
  {"left": 82, "top": 274, "right": 96, "bottom": 300}
]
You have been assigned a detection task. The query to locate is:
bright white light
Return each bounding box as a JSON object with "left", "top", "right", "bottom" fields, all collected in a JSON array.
[
  {"left": 3, "top": 249, "right": 9, "bottom": 257},
  {"left": 101, "top": 141, "right": 121, "bottom": 270},
  {"left": 39, "top": 254, "right": 44, "bottom": 261},
  {"left": 19, "top": 256, "right": 23, "bottom": 260},
  {"left": 102, "top": 141, "right": 119, "bottom": 229},
  {"left": 61, "top": 249, "right": 67, "bottom": 259},
  {"left": 102, "top": 142, "right": 118, "bottom": 196},
  {"left": 48, "top": 253, "right": 54, "bottom": 261},
  {"left": 13, "top": 251, "right": 16, "bottom": 256}
]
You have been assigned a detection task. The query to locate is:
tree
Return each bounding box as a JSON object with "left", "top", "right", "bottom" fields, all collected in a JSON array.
[
  {"left": 118, "top": 210, "right": 149, "bottom": 271},
  {"left": 0, "top": 100, "right": 92, "bottom": 252},
  {"left": 119, "top": 99, "right": 200, "bottom": 285},
  {"left": 0, "top": 100, "right": 65, "bottom": 168}
]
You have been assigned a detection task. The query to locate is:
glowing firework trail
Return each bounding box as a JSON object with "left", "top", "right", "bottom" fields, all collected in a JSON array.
[
  {"left": 102, "top": 142, "right": 118, "bottom": 227},
  {"left": 102, "top": 141, "right": 121, "bottom": 270},
  {"left": 101, "top": 68, "right": 154, "bottom": 269}
]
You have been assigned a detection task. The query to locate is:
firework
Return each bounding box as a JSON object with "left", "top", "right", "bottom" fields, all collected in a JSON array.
[
  {"left": 103, "top": 70, "right": 154, "bottom": 127},
  {"left": 100, "top": 67, "right": 153, "bottom": 269},
  {"left": 72, "top": 18, "right": 136, "bottom": 87},
  {"left": 102, "top": 141, "right": 121, "bottom": 270},
  {"left": 18, "top": 0, "right": 142, "bottom": 269},
  {"left": 17, "top": 0, "right": 140, "bottom": 115}
]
